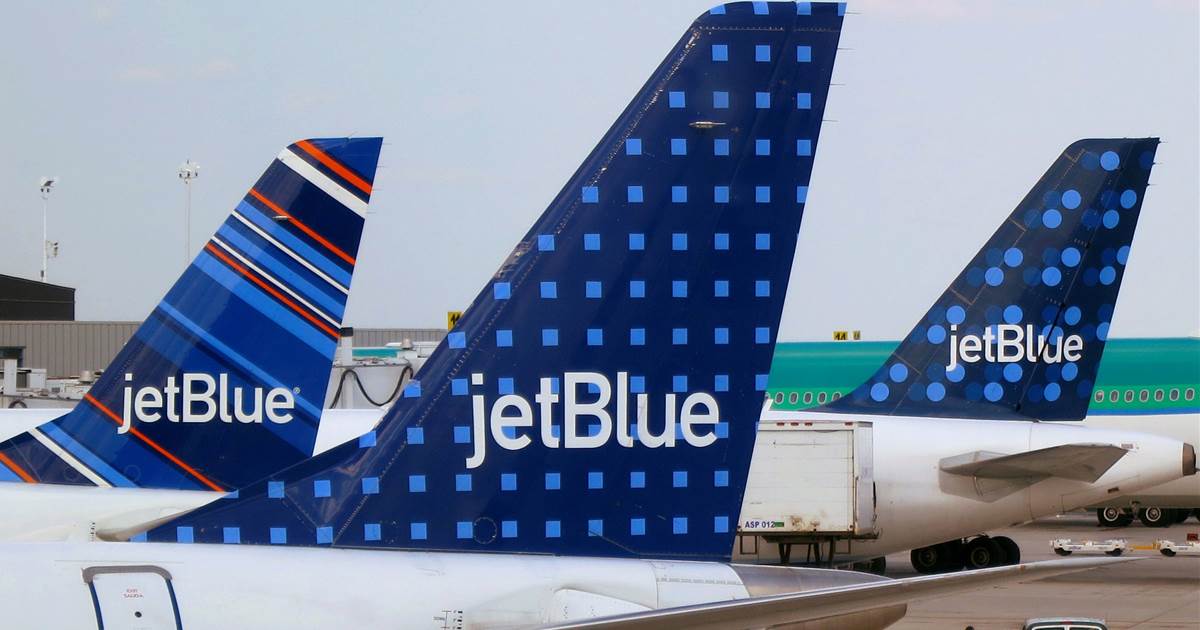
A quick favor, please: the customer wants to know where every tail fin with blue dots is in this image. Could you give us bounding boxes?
[0,137,383,492]
[820,138,1159,421]
[144,2,845,560]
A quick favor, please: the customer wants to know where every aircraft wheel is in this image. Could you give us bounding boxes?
[964,537,1002,569]
[1138,507,1173,528]
[1172,509,1190,524]
[1097,507,1132,527]
[867,556,886,575]
[1193,508,1200,522]
[1105,548,1124,556]
[1054,548,1072,556]
[1160,548,1176,557]
[993,535,1020,565]
[910,545,942,574]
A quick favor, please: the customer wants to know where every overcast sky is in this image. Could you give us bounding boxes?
[1,0,1196,341]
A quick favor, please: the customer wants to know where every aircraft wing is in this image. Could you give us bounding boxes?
[939,443,1128,483]
[540,558,1134,630]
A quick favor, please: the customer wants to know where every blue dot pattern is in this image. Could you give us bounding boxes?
[822,138,1158,421]
[146,2,845,561]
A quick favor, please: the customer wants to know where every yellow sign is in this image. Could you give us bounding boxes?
[447,310,463,330]
[833,330,848,341]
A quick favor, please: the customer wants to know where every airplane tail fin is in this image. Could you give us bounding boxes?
[822,138,1158,420]
[147,1,845,559]
[0,138,383,491]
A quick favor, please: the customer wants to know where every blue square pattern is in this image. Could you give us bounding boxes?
[581,186,598,203]
[797,139,812,156]
[755,92,770,109]
[668,91,685,108]
[714,280,730,297]
[756,326,771,344]
[629,233,645,250]
[587,328,603,346]
[502,521,518,538]
[403,381,421,398]
[493,283,510,300]
[362,477,380,495]
[713,91,729,109]
[756,233,771,250]
[797,2,812,15]
[364,523,381,542]
[411,522,428,540]
[627,185,643,203]
[715,470,730,487]
[755,139,771,156]
[797,45,812,62]
[756,374,769,391]
[671,233,687,251]
[671,186,687,203]
[501,473,517,491]
[588,519,604,537]
[499,377,514,395]
[584,233,601,251]
[755,186,771,203]
[630,375,646,393]
[542,328,559,346]
[625,138,642,155]
[717,422,729,438]
[537,234,555,251]
[673,517,689,535]
[546,521,561,538]
[359,431,377,447]
[268,480,284,498]
[756,280,771,297]
[672,328,688,345]
[223,527,240,544]
[588,471,604,489]
[630,280,645,298]
[456,473,472,492]
[673,375,688,392]
[540,281,557,299]
[316,526,332,544]
[177,526,194,543]
[797,92,812,109]
[314,479,331,498]
[714,186,730,203]
[447,331,466,348]
[495,329,512,347]
[457,522,472,539]
[545,472,561,490]
[715,516,730,533]
[630,471,646,488]
[715,374,730,391]
[586,281,601,298]
[714,138,730,156]
[755,44,770,62]
[409,475,426,493]
[753,1,768,15]
[714,233,730,250]
[671,138,687,155]
[631,518,646,536]
[673,471,688,488]
[672,280,687,297]
[711,44,728,61]
[270,527,287,544]
[630,328,646,346]
[797,186,809,203]
[453,425,471,444]
[714,327,729,345]
[452,378,468,395]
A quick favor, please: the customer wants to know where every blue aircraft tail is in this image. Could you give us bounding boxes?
[820,138,1158,421]
[0,137,382,491]
[146,2,845,559]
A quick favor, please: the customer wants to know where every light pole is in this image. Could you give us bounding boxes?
[38,177,58,283]
[178,160,200,265]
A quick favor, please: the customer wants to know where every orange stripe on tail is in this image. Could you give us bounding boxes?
[0,451,35,483]
[204,243,339,338]
[295,139,374,196]
[248,188,356,266]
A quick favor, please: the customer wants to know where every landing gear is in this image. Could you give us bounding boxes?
[993,535,1020,565]
[850,557,887,575]
[1172,509,1190,524]
[911,535,1020,573]
[1194,508,1200,522]
[910,540,963,574]
[963,536,1003,570]
[1097,507,1134,528]
[1138,507,1173,528]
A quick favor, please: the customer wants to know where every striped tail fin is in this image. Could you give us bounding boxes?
[0,137,383,491]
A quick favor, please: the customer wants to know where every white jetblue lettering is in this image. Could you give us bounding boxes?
[465,371,722,469]
[119,373,295,434]
[948,324,1085,373]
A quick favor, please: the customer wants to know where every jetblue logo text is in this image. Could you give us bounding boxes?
[119,373,295,434]
[947,324,1084,372]
[466,371,720,469]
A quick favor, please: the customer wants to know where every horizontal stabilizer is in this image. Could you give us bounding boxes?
[940,443,1128,483]
[540,558,1136,630]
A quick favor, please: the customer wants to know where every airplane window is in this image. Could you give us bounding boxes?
[1139,389,1149,402]
[1109,390,1118,403]
[817,391,828,403]
[1187,388,1196,401]
[1169,388,1179,401]
[774,392,785,404]
[1094,390,1104,403]
[1124,390,1134,403]
[1155,389,1164,401]
[803,392,813,404]
[788,392,798,404]
[832,392,842,400]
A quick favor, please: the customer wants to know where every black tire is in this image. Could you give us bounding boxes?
[1105,548,1124,556]
[1172,509,1190,524]
[1160,548,1176,557]
[1097,507,1133,528]
[1054,548,1072,556]
[910,546,942,574]
[867,556,886,575]
[1193,508,1200,522]
[1139,507,1173,528]
[993,535,1021,565]
[964,537,1003,569]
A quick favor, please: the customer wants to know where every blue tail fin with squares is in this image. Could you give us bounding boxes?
[820,138,1158,421]
[0,138,382,491]
[147,2,844,560]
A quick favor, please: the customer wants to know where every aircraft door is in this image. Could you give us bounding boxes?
[83,565,182,630]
